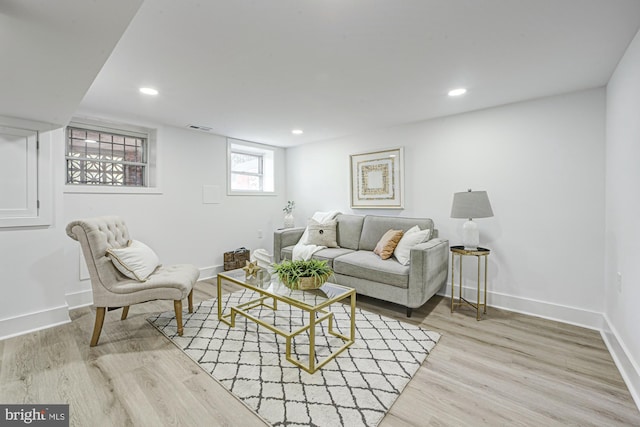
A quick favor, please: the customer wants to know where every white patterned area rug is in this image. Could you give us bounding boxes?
[147,289,440,427]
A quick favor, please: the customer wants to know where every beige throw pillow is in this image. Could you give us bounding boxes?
[373,229,404,260]
[307,219,338,247]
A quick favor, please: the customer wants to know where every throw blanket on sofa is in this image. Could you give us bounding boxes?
[292,210,340,261]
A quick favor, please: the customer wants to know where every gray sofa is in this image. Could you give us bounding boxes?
[274,214,449,316]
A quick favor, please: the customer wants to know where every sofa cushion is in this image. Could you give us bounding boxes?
[335,214,365,250]
[333,250,410,288]
[358,215,434,251]
[310,247,355,267]
[279,246,354,267]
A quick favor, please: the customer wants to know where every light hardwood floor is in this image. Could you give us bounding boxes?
[1,279,639,426]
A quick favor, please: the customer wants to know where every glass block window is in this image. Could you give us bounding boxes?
[66,126,147,186]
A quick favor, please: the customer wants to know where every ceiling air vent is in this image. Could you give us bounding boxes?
[187,124,212,132]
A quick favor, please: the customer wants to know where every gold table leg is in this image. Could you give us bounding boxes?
[450,252,455,312]
[477,256,481,320]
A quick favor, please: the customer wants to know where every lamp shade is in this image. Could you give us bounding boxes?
[450,190,493,219]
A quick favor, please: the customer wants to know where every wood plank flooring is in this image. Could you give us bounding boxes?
[1,279,639,426]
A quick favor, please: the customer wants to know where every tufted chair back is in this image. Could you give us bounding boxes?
[66,216,132,295]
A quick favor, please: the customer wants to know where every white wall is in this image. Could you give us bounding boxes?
[287,88,606,327]
[605,29,640,407]
[0,128,68,338]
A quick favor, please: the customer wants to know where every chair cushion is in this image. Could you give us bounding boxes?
[107,240,161,281]
[110,264,198,297]
[333,251,410,288]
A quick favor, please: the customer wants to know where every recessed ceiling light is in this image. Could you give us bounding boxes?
[291,129,304,135]
[448,88,467,97]
[139,87,159,96]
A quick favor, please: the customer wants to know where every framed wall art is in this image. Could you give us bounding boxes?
[350,147,404,209]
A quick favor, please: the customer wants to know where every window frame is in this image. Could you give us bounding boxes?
[64,119,160,194]
[227,138,276,196]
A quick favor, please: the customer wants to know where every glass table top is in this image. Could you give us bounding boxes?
[218,267,353,309]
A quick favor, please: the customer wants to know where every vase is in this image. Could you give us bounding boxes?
[284,213,294,228]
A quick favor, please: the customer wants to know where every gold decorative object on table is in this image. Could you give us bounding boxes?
[242,260,260,278]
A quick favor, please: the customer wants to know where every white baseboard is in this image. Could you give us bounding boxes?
[0,305,70,342]
[601,315,640,411]
[199,265,223,281]
[66,289,93,310]
[438,283,603,330]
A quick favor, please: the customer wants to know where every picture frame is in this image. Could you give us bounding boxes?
[350,147,404,209]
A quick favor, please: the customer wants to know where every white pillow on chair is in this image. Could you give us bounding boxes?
[107,240,161,281]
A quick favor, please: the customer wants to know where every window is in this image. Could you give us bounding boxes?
[228,138,275,195]
[66,124,148,187]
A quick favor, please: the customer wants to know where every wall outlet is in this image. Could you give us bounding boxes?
[257,229,263,239]
[616,272,622,293]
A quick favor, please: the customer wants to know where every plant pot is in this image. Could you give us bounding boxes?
[296,274,329,290]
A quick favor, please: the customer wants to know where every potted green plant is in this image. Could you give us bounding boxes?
[272,259,333,290]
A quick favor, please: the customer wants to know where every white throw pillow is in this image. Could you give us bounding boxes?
[107,240,161,281]
[394,226,432,266]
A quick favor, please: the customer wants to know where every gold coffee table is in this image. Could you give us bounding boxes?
[217,268,356,374]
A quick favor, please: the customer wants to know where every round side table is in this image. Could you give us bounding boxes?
[450,245,490,320]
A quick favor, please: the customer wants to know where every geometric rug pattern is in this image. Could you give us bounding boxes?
[147,289,440,427]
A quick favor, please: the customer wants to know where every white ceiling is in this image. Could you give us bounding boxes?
[4,1,640,145]
[0,0,143,130]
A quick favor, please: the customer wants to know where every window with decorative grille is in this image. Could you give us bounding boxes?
[66,126,147,186]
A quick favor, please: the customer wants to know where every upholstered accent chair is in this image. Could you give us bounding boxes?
[66,216,199,346]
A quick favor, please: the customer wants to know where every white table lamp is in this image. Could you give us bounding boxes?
[451,189,494,250]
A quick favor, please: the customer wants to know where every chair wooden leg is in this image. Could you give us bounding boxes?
[121,306,130,320]
[90,307,106,347]
[174,300,184,336]
[188,289,194,313]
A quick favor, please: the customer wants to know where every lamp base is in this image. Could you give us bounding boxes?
[462,219,479,251]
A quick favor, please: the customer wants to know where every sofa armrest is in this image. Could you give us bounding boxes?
[273,227,306,263]
[407,238,449,308]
